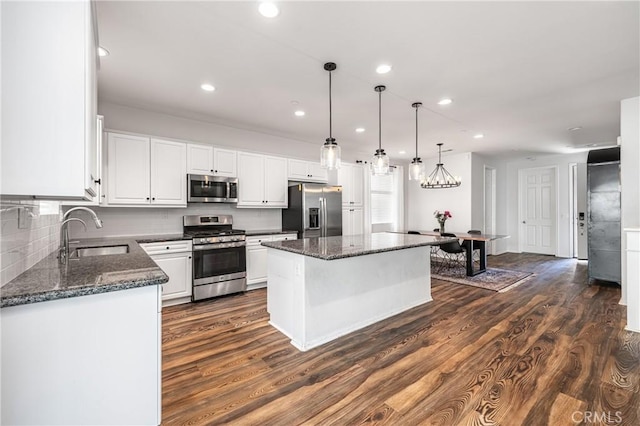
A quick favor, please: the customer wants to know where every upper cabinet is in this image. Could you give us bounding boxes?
[1,0,98,200]
[106,133,186,206]
[187,145,237,177]
[237,152,287,208]
[287,159,328,183]
[187,144,214,175]
[338,163,364,207]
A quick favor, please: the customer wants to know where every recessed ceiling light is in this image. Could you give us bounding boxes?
[376,64,392,74]
[294,110,305,117]
[473,133,484,139]
[438,98,452,105]
[200,83,215,92]
[355,127,365,133]
[259,2,279,18]
[98,46,109,57]
[399,150,406,155]
[568,126,582,131]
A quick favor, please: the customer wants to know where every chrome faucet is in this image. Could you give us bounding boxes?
[59,207,103,264]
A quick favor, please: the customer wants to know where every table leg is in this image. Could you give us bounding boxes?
[466,240,488,276]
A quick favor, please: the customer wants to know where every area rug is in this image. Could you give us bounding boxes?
[431,262,534,292]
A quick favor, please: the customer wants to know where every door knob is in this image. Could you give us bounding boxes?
[522,221,526,224]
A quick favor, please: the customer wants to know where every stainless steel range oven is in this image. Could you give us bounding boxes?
[184,215,246,301]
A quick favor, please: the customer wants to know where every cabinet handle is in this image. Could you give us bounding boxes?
[188,256,192,259]
[210,169,214,172]
[146,197,150,200]
[166,247,170,250]
[152,197,156,201]
[94,179,101,185]
[215,170,218,173]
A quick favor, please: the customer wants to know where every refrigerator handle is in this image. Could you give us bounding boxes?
[320,197,326,237]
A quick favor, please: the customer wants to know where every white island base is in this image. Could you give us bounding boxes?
[267,246,432,351]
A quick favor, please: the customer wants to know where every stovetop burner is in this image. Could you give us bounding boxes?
[184,229,246,238]
[183,214,245,245]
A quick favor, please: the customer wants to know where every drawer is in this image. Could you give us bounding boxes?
[246,235,273,247]
[272,233,297,242]
[140,240,192,255]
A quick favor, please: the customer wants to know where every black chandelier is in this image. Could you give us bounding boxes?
[420,143,461,189]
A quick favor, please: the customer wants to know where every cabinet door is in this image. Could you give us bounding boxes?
[272,233,298,242]
[264,156,288,207]
[153,252,192,301]
[187,144,214,175]
[83,2,98,198]
[1,1,96,200]
[287,159,309,180]
[342,208,352,236]
[351,207,364,235]
[237,152,265,206]
[247,245,269,285]
[338,165,352,206]
[107,133,151,205]
[350,165,364,206]
[213,148,237,177]
[307,162,329,182]
[150,139,186,205]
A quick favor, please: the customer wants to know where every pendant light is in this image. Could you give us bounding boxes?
[408,102,425,181]
[371,85,389,175]
[320,62,341,170]
[421,143,461,189]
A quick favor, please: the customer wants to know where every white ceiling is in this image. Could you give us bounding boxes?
[96,1,639,162]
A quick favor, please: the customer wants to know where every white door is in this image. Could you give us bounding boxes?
[237,152,265,206]
[519,167,557,255]
[107,133,150,205]
[576,163,588,259]
[264,156,287,206]
[187,144,214,175]
[150,139,186,205]
[213,148,237,177]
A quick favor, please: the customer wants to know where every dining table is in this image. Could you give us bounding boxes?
[390,230,510,276]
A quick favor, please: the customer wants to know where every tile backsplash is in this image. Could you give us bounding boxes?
[0,200,61,287]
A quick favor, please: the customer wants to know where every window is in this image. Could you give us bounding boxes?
[370,167,403,231]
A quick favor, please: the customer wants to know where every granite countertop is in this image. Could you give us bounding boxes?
[1,237,169,308]
[261,232,455,260]
[246,230,298,237]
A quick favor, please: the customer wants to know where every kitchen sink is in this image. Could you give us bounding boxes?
[70,245,129,258]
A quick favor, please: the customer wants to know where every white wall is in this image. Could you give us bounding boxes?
[620,96,640,305]
[505,152,588,258]
[406,152,472,233]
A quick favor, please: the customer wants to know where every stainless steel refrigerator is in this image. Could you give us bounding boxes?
[282,183,342,238]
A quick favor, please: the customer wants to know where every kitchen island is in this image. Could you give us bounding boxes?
[261,232,451,351]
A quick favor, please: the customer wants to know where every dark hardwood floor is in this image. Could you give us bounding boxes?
[161,253,640,425]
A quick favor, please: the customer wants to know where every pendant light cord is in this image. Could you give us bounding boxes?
[329,70,333,141]
[378,90,382,150]
[415,106,418,158]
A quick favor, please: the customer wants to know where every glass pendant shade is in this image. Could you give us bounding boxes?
[321,138,341,169]
[320,62,341,170]
[371,85,389,175]
[371,149,389,175]
[408,158,424,181]
[409,102,424,182]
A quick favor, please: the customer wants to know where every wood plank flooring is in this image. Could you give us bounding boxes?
[161,253,640,425]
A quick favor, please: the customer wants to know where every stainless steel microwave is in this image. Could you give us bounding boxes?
[187,174,238,203]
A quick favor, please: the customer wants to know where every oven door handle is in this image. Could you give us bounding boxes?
[193,241,247,251]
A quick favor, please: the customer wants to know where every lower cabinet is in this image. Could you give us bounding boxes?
[343,207,364,236]
[1,286,161,425]
[140,240,193,306]
[246,233,297,290]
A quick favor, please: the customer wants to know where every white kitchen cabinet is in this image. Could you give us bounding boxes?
[288,159,328,183]
[246,233,297,289]
[343,207,364,236]
[187,145,237,177]
[1,285,161,425]
[213,148,238,177]
[150,138,187,205]
[141,240,193,306]
[1,0,98,200]
[187,144,214,175]
[107,133,186,207]
[338,163,364,207]
[238,152,288,207]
